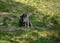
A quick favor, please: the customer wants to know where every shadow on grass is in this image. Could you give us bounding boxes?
[0,29,60,43]
[0,0,38,14]
[0,1,46,28]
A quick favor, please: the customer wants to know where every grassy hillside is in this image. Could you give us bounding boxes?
[0,0,60,14]
[0,0,60,43]
[0,29,60,43]
[0,0,60,29]
[15,0,60,15]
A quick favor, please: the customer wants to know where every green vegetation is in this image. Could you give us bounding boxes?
[0,0,60,43]
[0,29,60,43]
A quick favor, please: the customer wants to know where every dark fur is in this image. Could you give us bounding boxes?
[19,13,33,28]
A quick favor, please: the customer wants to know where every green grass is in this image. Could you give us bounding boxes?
[0,29,60,43]
[0,0,60,43]
[0,0,60,29]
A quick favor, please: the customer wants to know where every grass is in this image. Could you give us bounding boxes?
[14,0,60,15]
[0,29,60,43]
[0,0,60,43]
[0,0,60,28]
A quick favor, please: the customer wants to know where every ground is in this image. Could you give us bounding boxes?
[0,0,60,43]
